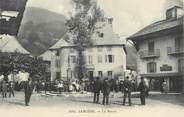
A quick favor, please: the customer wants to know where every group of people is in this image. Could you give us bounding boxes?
[93,76,148,106]
[1,72,149,107]
[0,79,34,106]
[0,80,15,98]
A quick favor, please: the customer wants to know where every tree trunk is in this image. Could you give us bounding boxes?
[77,49,85,80]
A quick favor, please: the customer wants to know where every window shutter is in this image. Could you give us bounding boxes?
[105,55,108,63]
[112,55,114,63]
[68,56,70,65]
[147,63,150,73]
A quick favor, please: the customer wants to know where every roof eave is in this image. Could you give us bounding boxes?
[49,44,125,50]
[127,25,182,42]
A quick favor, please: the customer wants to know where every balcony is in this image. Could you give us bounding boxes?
[139,49,160,59]
[167,47,184,55]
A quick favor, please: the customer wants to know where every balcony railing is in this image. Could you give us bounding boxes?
[167,47,184,55]
[139,49,160,59]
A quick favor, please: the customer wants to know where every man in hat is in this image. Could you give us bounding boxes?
[138,77,148,105]
[23,78,34,106]
[8,81,15,97]
[102,78,111,105]
[2,80,8,98]
[93,77,101,104]
[123,76,132,106]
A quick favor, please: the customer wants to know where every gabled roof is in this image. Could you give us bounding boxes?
[128,17,183,40]
[49,38,74,50]
[0,35,30,54]
[92,37,125,46]
[91,27,125,46]
[49,19,125,50]
[39,50,52,61]
[49,37,125,50]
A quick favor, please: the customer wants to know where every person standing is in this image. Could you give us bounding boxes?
[123,76,132,106]
[162,80,168,94]
[57,81,64,94]
[93,77,101,104]
[24,78,34,106]
[45,81,49,94]
[138,77,148,105]
[2,80,8,98]
[102,78,111,105]
[8,81,15,97]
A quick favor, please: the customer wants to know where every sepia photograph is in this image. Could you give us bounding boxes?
[0,0,183,117]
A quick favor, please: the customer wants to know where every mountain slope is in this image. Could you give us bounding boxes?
[18,7,67,56]
[21,7,66,24]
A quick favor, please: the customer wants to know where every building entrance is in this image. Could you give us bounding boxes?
[149,78,162,91]
[88,71,94,81]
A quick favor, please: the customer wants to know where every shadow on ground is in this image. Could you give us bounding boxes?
[149,94,184,107]
[8,101,25,106]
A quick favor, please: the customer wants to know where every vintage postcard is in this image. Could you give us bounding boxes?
[0,0,183,117]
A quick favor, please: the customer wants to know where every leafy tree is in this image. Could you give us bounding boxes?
[0,52,47,82]
[66,0,103,80]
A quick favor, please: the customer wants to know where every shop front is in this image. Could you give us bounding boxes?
[141,73,182,92]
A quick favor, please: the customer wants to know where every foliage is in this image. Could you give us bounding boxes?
[66,0,103,80]
[0,52,47,81]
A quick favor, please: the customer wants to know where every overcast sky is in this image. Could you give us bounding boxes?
[26,0,182,38]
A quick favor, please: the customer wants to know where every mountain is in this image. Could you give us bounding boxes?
[21,7,66,24]
[18,7,67,56]
[17,7,137,68]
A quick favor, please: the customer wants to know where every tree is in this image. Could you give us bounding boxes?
[0,52,47,82]
[66,0,103,80]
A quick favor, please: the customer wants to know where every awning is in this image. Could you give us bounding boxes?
[140,72,182,78]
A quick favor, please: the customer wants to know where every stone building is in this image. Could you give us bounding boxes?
[128,5,183,92]
[49,18,126,81]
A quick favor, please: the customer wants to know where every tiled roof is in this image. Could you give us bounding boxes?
[49,38,74,50]
[92,37,125,46]
[0,35,30,54]
[92,30,125,46]
[49,37,125,50]
[49,20,125,50]
[128,17,183,40]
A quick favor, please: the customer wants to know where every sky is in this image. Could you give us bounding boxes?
[26,0,182,38]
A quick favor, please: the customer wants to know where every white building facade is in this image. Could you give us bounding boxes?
[49,18,126,81]
[128,5,184,92]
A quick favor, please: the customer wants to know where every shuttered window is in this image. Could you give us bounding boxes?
[105,55,114,63]
[147,62,156,73]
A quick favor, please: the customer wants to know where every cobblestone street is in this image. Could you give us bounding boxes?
[0,91,183,117]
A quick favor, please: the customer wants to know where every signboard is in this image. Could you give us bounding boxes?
[160,64,172,71]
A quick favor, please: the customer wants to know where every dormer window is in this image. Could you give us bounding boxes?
[166,6,184,20]
[166,7,177,20]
